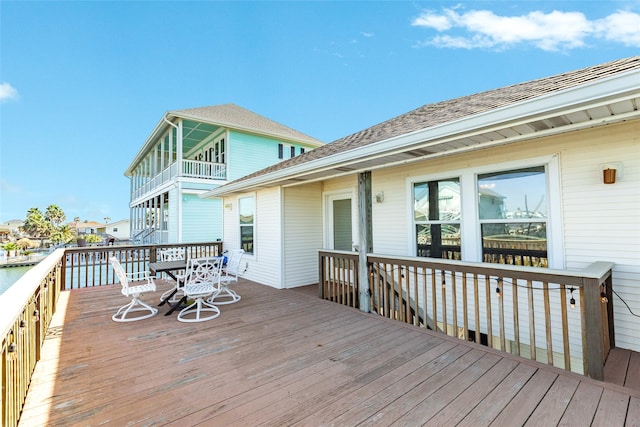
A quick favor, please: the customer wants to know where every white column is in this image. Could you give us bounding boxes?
[177,119,183,176]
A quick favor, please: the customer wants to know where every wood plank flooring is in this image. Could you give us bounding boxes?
[18,280,640,426]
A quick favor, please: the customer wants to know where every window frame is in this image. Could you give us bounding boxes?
[408,155,563,268]
[238,195,255,255]
[413,178,462,259]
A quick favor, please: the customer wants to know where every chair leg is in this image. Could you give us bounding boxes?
[177,297,220,322]
[209,286,241,305]
[160,286,184,304]
[112,296,158,322]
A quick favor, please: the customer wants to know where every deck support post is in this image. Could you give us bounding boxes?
[357,171,373,313]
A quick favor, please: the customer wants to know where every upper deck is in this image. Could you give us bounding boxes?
[17,279,640,426]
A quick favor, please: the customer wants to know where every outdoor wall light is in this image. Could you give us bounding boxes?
[224,202,233,210]
[375,191,384,203]
[601,162,623,184]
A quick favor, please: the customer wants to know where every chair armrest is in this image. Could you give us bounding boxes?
[125,270,155,283]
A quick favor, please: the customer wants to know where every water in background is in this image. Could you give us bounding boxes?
[0,266,32,295]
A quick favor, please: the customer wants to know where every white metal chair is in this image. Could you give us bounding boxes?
[109,257,158,322]
[177,257,223,323]
[211,249,244,305]
[158,247,187,304]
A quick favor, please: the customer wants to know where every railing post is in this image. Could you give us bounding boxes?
[357,172,372,313]
[318,252,325,299]
[582,276,605,380]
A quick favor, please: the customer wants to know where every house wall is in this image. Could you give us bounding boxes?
[168,188,179,243]
[181,194,222,243]
[362,119,639,351]
[283,183,324,288]
[227,130,310,181]
[222,187,283,288]
[104,220,130,240]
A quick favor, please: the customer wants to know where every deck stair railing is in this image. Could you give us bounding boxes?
[1,242,224,427]
[319,250,614,380]
[370,262,438,332]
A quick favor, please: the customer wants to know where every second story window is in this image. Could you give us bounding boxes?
[278,144,284,159]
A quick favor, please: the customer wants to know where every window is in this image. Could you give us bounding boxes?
[413,178,461,259]
[239,196,254,254]
[300,147,305,154]
[478,166,548,267]
[411,161,553,267]
[278,144,284,159]
[290,146,296,157]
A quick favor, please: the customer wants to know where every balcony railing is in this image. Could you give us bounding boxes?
[1,242,223,427]
[319,250,614,381]
[131,160,226,200]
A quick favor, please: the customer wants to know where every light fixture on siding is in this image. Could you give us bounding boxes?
[375,191,384,203]
[601,162,622,184]
[224,202,233,210]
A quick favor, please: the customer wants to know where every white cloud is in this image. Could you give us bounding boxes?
[0,82,18,102]
[412,8,640,51]
[594,10,640,46]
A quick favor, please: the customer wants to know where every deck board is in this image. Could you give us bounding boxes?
[18,280,640,426]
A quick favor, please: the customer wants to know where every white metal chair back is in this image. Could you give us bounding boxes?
[223,249,245,280]
[109,257,157,322]
[186,257,222,287]
[158,247,187,303]
[177,257,223,322]
[214,249,244,305]
[159,247,186,262]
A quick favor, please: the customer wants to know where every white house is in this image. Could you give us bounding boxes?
[125,104,324,244]
[96,219,130,241]
[204,56,640,353]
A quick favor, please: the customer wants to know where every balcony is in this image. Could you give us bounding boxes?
[131,159,226,200]
[4,245,640,426]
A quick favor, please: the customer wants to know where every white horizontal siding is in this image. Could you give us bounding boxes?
[360,119,639,351]
[181,194,222,243]
[560,121,640,351]
[222,188,283,288]
[283,183,323,288]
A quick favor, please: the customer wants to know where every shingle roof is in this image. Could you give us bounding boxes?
[170,103,324,147]
[231,56,640,184]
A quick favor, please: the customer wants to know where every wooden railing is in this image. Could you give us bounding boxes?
[1,249,63,427]
[63,242,223,289]
[1,242,223,427]
[319,250,614,380]
[131,160,226,200]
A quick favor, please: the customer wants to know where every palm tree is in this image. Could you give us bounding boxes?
[45,204,66,227]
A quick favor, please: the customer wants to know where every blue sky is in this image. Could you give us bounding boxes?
[1,1,639,225]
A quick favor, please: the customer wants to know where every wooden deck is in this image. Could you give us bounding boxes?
[18,280,640,426]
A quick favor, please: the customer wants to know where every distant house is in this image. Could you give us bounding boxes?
[125,104,324,244]
[96,219,130,241]
[204,57,640,353]
[69,220,102,235]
